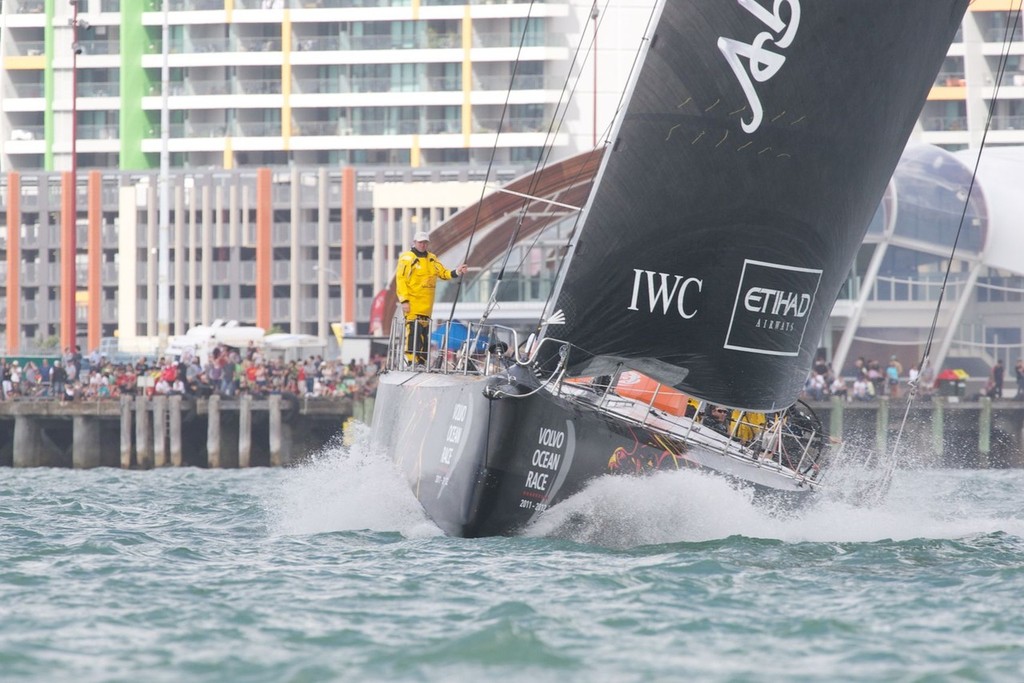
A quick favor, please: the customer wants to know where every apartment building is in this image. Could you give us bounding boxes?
[920,0,1024,150]
[2,1,1023,359]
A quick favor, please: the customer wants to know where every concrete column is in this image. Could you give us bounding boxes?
[208,394,222,468]
[979,396,991,469]
[269,394,288,466]
[72,415,101,469]
[120,395,133,468]
[153,395,168,467]
[875,397,889,456]
[13,415,44,468]
[169,395,183,466]
[136,395,153,469]
[932,399,945,462]
[829,396,844,441]
[239,394,252,468]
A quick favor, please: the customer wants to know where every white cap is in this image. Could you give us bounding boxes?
[413,231,430,242]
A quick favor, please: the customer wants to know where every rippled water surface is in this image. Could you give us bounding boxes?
[3,430,1024,682]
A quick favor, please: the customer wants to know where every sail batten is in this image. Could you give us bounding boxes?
[544,0,969,411]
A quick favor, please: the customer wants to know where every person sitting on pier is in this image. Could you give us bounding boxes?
[394,230,468,367]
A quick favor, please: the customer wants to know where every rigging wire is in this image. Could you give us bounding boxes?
[477,0,613,323]
[442,0,539,325]
[534,0,664,334]
[480,0,635,324]
[875,4,1021,502]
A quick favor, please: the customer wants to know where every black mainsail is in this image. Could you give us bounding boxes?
[543,0,969,411]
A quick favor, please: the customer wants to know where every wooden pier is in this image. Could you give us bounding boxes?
[2,394,1022,469]
[0,395,373,469]
[810,396,1024,468]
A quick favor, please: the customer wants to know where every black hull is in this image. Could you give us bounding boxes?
[371,368,816,538]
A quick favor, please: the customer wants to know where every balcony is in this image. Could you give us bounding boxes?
[476,74,545,91]
[990,115,1024,131]
[10,82,45,98]
[867,275,964,303]
[14,0,45,15]
[9,126,45,142]
[78,41,120,56]
[79,83,121,98]
[235,79,282,95]
[983,27,1024,43]
[473,31,543,49]
[344,33,461,51]
[920,116,967,132]
[78,124,120,141]
[423,118,461,134]
[164,0,224,11]
[236,37,283,53]
[472,116,546,134]
[234,121,283,137]
[935,73,966,88]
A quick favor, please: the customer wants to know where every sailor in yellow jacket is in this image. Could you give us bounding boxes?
[395,230,467,365]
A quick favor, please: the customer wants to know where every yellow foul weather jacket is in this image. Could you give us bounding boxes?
[395,249,458,319]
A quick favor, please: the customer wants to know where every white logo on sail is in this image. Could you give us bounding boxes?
[627,269,703,319]
[718,0,801,134]
[743,287,811,318]
[724,259,821,356]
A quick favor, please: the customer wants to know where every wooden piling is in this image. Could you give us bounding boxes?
[932,398,945,462]
[875,397,889,456]
[269,394,284,466]
[12,416,44,468]
[239,394,252,468]
[207,394,221,468]
[72,415,101,469]
[120,395,133,468]
[829,396,844,441]
[153,396,168,467]
[979,396,991,469]
[135,396,153,469]
[169,395,183,466]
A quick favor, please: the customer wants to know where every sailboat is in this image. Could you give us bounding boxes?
[370,0,969,537]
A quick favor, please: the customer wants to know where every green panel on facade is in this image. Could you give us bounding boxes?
[120,2,154,170]
[44,0,55,170]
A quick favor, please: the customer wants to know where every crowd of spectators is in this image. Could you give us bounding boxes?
[801,355,932,403]
[0,344,382,403]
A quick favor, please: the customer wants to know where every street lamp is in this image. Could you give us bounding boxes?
[158,0,171,350]
[313,265,340,279]
[64,0,83,351]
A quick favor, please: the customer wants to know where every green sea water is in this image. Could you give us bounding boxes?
[2,429,1024,682]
